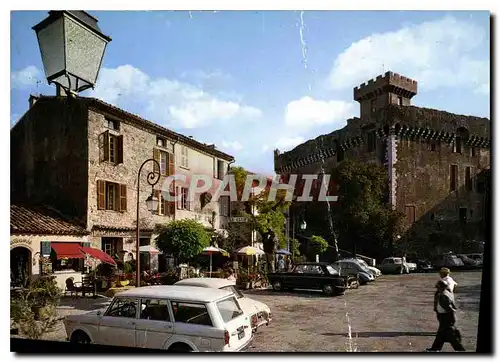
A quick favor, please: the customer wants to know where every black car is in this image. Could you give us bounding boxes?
[267,262,355,296]
[415,259,434,273]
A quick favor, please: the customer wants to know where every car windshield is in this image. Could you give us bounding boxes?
[216,296,244,323]
[358,260,368,267]
[326,265,339,275]
[221,285,244,299]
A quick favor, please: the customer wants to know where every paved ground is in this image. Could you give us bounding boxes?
[41,270,482,352]
[245,271,482,352]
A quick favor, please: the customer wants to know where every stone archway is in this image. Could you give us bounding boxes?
[10,246,32,287]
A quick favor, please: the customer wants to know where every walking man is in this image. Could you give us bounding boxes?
[426,280,465,352]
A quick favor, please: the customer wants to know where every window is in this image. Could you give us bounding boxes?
[366,131,377,152]
[429,140,440,152]
[171,301,213,326]
[154,149,174,177]
[454,136,462,154]
[405,205,416,224]
[178,187,190,210]
[219,196,229,216]
[104,117,119,131]
[397,96,403,106]
[100,131,123,164]
[101,238,122,259]
[97,181,127,211]
[336,147,344,162]
[157,137,166,148]
[465,167,473,191]
[217,160,225,180]
[140,299,171,321]
[326,265,338,275]
[156,190,175,216]
[450,165,458,191]
[459,208,467,224]
[216,297,244,323]
[370,99,377,113]
[221,285,244,299]
[105,298,138,318]
[471,147,476,157]
[180,146,189,168]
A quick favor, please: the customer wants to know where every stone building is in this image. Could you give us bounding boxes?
[11,95,234,267]
[274,71,490,256]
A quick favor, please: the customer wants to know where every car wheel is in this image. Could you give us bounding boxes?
[323,284,334,296]
[70,330,91,344]
[168,343,193,352]
[272,280,282,291]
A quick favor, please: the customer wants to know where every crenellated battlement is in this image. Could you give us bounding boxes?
[354,71,418,101]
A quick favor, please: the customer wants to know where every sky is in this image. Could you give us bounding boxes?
[11,10,490,175]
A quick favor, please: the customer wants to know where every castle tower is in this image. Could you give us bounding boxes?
[353,71,418,119]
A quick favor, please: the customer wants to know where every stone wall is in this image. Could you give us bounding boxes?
[11,98,89,224]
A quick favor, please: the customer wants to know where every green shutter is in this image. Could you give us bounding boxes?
[41,241,51,256]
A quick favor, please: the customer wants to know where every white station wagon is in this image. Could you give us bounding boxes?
[175,278,272,332]
[64,285,253,352]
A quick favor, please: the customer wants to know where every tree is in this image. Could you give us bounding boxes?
[155,219,210,263]
[330,160,405,260]
[229,166,291,249]
[310,235,329,254]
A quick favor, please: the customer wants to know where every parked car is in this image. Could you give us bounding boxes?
[333,259,375,285]
[175,278,271,332]
[431,252,465,269]
[467,253,483,267]
[64,285,253,352]
[356,258,382,278]
[377,257,412,274]
[267,262,352,296]
[415,259,434,273]
[457,254,481,269]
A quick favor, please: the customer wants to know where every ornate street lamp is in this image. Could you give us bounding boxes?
[135,159,161,288]
[32,11,111,96]
[300,220,307,230]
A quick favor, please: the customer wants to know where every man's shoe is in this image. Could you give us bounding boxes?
[425,348,440,352]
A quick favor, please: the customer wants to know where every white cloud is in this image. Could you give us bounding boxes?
[327,16,489,94]
[90,64,262,129]
[221,140,244,152]
[285,96,356,129]
[11,65,43,88]
[275,136,305,151]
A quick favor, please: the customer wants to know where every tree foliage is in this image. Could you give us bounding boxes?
[310,235,329,254]
[155,219,210,262]
[229,166,291,249]
[330,159,405,259]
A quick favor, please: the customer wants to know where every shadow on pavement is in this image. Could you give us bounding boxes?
[58,296,111,311]
[322,331,436,338]
[244,289,338,298]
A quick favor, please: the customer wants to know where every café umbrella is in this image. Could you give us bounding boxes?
[200,246,229,275]
[235,246,265,272]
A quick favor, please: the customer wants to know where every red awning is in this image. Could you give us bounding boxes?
[51,243,85,259]
[81,247,117,266]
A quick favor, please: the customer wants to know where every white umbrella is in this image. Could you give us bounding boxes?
[139,245,160,254]
[200,246,229,275]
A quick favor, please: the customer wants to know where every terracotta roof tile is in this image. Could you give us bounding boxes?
[10,204,89,236]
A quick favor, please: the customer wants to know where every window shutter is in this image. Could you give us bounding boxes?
[97,180,106,210]
[153,148,160,174]
[167,201,175,216]
[119,184,127,212]
[114,183,120,211]
[103,131,110,162]
[117,135,124,164]
[168,152,175,176]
